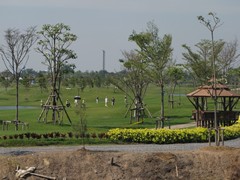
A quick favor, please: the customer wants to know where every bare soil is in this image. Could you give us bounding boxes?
[0,146,239,180]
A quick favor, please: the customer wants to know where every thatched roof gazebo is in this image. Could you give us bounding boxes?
[187,84,240,128]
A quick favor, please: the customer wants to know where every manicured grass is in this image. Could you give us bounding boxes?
[0,84,195,137]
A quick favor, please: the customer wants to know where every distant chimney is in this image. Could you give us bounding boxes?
[102,50,105,71]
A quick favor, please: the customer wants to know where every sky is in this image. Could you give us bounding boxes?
[0,0,239,72]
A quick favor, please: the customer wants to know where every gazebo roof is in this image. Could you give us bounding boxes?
[187,84,240,97]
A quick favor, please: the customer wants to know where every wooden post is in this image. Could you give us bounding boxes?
[155,119,159,129]
[217,128,220,146]
[220,128,225,146]
[208,128,212,146]
[167,117,171,129]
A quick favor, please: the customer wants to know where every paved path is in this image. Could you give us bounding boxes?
[0,137,239,156]
[169,122,196,129]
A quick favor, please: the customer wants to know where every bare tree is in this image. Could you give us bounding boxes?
[198,12,222,146]
[218,39,240,78]
[0,27,38,130]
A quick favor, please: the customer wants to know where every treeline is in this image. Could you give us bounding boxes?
[0,68,112,91]
[1,65,240,92]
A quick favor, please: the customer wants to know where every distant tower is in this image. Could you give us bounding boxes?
[102,50,105,71]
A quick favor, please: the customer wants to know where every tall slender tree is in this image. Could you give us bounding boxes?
[36,23,77,124]
[166,66,184,108]
[111,50,150,122]
[198,12,222,146]
[0,27,38,130]
[129,21,173,128]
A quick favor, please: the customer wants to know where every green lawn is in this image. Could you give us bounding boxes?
[0,84,195,136]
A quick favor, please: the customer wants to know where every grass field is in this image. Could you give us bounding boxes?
[0,84,196,136]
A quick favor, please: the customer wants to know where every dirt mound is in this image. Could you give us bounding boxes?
[0,147,239,180]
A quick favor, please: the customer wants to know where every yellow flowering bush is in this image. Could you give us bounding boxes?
[107,119,240,144]
[224,119,240,140]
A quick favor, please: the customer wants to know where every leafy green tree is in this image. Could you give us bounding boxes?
[76,76,87,92]
[228,67,240,88]
[36,23,77,124]
[36,71,48,93]
[129,21,173,128]
[36,23,77,93]
[60,63,76,89]
[0,70,13,91]
[228,68,240,86]
[182,39,225,85]
[21,68,38,90]
[166,66,184,108]
[112,50,150,122]
[21,75,31,89]
[0,27,38,130]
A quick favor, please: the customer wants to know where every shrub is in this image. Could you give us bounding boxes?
[30,133,38,139]
[91,133,97,138]
[55,132,60,138]
[75,133,79,139]
[68,132,73,138]
[19,134,24,139]
[60,133,66,138]
[98,132,106,139]
[42,134,48,139]
[25,132,31,139]
[107,119,240,144]
[13,134,19,139]
[48,132,54,138]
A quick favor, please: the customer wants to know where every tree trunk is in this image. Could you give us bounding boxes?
[160,83,165,128]
[15,72,19,130]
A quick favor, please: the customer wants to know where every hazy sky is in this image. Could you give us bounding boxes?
[0,0,239,72]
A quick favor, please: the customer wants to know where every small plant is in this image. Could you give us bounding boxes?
[31,133,40,139]
[19,134,24,139]
[36,134,42,139]
[30,133,36,139]
[80,133,85,138]
[85,133,90,139]
[98,132,106,139]
[74,105,88,148]
[91,133,97,138]
[55,132,60,138]
[48,132,54,138]
[60,133,66,138]
[74,133,79,139]
[42,134,48,139]
[14,134,19,139]
[25,132,31,139]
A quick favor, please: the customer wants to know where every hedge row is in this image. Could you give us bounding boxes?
[107,120,240,144]
[0,132,107,140]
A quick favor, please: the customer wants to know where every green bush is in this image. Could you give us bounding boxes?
[107,119,240,144]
